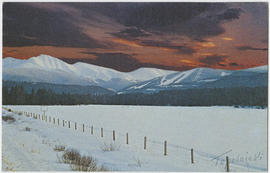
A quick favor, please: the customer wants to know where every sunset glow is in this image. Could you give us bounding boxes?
[3,2,268,72]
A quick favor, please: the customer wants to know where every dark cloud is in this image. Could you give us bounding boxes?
[237,46,268,51]
[111,27,151,39]
[194,38,208,42]
[66,3,242,40]
[79,52,141,72]
[218,63,226,67]
[3,3,245,48]
[216,8,243,21]
[229,62,239,66]
[117,3,211,30]
[199,55,227,65]
[176,7,243,39]
[3,3,105,48]
[140,40,195,55]
[100,3,242,39]
[61,52,195,72]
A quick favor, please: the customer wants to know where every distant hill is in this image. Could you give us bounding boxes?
[3,81,115,95]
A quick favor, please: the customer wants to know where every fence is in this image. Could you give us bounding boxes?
[3,107,266,172]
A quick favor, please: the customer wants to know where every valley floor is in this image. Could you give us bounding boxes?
[2,105,267,171]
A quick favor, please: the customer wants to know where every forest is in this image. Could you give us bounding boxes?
[2,85,267,108]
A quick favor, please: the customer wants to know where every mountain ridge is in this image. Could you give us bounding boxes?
[3,55,268,93]
[3,55,175,91]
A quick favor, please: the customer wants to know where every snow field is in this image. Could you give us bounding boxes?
[3,105,267,171]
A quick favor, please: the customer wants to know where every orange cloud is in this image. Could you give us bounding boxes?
[197,42,216,48]
[112,38,143,48]
[197,52,215,56]
[179,59,199,66]
[2,46,95,59]
[222,37,234,41]
[112,38,182,53]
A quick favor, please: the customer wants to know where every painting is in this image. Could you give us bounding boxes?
[2,1,268,172]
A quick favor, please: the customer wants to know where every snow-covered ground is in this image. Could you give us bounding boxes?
[2,105,267,171]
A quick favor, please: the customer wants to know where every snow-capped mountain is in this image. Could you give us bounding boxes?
[3,55,175,91]
[120,66,267,94]
[3,55,267,93]
[241,65,268,73]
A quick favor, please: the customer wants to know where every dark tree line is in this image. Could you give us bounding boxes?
[3,85,267,107]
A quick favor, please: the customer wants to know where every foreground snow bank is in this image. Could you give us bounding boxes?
[2,105,267,171]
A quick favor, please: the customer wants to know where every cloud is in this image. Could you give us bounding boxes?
[111,27,151,39]
[111,37,196,55]
[71,51,196,72]
[216,8,243,21]
[199,54,228,66]
[74,3,242,40]
[229,62,239,66]
[237,46,268,51]
[2,3,245,48]
[79,52,141,72]
[112,38,143,48]
[106,3,242,39]
[222,37,233,41]
[140,40,195,55]
[3,3,105,48]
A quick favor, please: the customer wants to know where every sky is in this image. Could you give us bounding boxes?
[3,2,268,72]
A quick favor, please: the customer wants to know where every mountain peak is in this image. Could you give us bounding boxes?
[243,65,268,73]
[29,54,63,63]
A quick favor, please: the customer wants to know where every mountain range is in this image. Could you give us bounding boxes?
[3,55,174,91]
[3,54,268,94]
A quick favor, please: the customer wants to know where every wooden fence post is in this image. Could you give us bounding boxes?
[45,116,47,122]
[101,128,103,137]
[39,114,40,120]
[191,148,194,164]
[126,133,129,144]
[83,124,85,132]
[91,126,93,135]
[164,141,167,156]
[53,118,55,124]
[113,130,115,141]
[144,136,147,150]
[226,156,229,172]
[75,122,77,130]
[68,121,70,128]
[63,120,65,127]
[58,119,60,126]
[49,116,51,123]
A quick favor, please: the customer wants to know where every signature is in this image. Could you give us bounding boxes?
[212,151,264,168]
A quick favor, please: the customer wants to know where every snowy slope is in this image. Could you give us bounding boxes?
[121,68,233,93]
[3,55,175,91]
[120,66,268,93]
[241,65,268,73]
[3,106,267,171]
